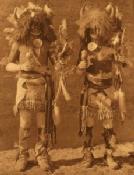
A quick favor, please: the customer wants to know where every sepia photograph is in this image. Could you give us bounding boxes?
[0,0,134,174]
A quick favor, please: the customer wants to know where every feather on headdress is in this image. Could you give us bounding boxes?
[4,2,55,45]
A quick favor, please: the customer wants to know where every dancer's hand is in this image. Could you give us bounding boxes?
[34,66,52,76]
[20,63,34,72]
[78,60,87,69]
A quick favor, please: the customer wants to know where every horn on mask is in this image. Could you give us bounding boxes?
[80,2,88,18]
[44,4,54,17]
[105,2,115,18]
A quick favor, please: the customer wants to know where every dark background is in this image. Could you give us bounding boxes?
[0,0,134,150]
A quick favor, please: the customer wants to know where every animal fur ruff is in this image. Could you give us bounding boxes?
[76,8,114,40]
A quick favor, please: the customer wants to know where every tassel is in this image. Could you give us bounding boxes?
[60,78,71,101]
[53,105,61,126]
[118,89,126,112]
[114,90,119,101]
[118,89,126,120]
[13,105,18,116]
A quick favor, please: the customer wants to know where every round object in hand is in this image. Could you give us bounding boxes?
[33,39,43,48]
[87,42,98,52]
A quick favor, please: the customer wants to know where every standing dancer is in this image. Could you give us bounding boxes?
[76,3,127,169]
[5,2,56,172]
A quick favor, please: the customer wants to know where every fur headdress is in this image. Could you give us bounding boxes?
[76,2,123,43]
[4,2,56,45]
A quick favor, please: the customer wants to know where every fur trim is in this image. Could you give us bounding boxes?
[4,2,56,45]
[77,8,114,39]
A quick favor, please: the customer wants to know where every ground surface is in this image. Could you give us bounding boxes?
[0,142,134,175]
